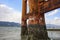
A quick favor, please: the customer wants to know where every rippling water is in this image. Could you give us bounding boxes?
[0,27,21,40]
[0,27,60,40]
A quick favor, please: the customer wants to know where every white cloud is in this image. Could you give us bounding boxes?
[54,17,60,20]
[45,17,60,25]
[53,17,60,25]
[0,4,22,23]
[45,8,60,25]
[47,9,58,16]
[0,4,6,7]
[0,4,13,10]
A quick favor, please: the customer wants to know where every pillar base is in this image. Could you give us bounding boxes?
[21,26,28,35]
[21,24,50,40]
[21,35,50,40]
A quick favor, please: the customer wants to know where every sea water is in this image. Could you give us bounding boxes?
[0,27,21,40]
[0,26,60,40]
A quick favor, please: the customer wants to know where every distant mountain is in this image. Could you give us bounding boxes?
[46,24,60,29]
[0,21,20,27]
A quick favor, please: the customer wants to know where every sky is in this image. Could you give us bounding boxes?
[0,0,22,11]
[0,0,22,23]
[0,0,60,25]
[45,8,60,25]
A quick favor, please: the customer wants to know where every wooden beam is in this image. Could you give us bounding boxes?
[38,0,60,13]
[22,0,27,18]
[47,29,60,31]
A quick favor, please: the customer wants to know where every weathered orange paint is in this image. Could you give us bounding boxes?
[21,0,60,40]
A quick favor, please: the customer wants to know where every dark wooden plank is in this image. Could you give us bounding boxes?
[47,29,60,31]
[38,0,60,13]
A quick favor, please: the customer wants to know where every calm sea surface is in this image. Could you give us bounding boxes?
[0,27,21,40]
[0,27,60,40]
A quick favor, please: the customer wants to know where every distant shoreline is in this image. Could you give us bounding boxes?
[0,26,20,27]
[0,21,20,27]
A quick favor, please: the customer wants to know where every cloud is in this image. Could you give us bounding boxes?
[54,17,60,20]
[53,17,60,25]
[47,9,58,16]
[0,4,22,23]
[45,8,60,25]
[46,17,60,25]
[0,4,13,10]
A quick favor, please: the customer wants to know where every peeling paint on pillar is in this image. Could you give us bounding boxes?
[21,0,60,40]
[21,0,51,40]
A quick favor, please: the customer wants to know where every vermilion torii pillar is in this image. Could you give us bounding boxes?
[21,0,28,35]
[21,0,60,40]
[21,0,49,40]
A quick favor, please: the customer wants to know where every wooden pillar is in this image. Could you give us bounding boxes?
[22,0,27,18]
[21,0,28,40]
[37,0,49,39]
[21,0,50,40]
[21,0,27,35]
[38,14,49,39]
[28,0,38,13]
[39,14,45,25]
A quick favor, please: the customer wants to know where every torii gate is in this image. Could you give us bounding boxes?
[21,0,60,40]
